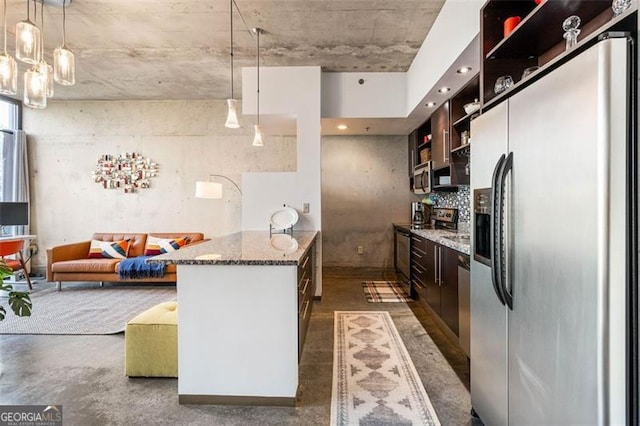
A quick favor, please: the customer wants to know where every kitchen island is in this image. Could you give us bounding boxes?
[149,230,318,406]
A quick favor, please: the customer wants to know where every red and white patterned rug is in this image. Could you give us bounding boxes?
[361,281,411,302]
[330,311,440,426]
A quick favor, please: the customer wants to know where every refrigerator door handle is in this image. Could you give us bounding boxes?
[491,154,507,306]
[500,152,514,310]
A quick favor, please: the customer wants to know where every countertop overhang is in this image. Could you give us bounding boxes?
[148,230,318,266]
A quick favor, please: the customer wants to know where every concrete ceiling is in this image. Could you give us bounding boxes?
[4,0,445,102]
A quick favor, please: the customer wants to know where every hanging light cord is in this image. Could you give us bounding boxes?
[2,0,7,54]
[256,28,260,126]
[229,0,233,99]
[231,0,267,67]
[38,0,44,61]
[62,0,66,47]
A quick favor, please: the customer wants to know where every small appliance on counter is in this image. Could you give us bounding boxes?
[411,201,426,225]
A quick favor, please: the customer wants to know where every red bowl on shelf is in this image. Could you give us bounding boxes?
[503,16,521,37]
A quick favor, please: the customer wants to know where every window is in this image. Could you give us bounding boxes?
[0,96,23,201]
[0,96,20,130]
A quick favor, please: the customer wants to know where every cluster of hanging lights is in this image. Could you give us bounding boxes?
[223,0,264,147]
[0,0,75,109]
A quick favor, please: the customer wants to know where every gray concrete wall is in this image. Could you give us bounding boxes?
[321,135,419,269]
[24,100,296,270]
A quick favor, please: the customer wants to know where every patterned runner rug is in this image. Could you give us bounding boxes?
[0,286,176,335]
[362,281,411,302]
[331,311,440,426]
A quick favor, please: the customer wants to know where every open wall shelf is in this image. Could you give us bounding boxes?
[480,0,635,107]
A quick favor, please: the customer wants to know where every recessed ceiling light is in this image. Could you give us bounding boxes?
[426,102,436,107]
[438,87,451,94]
[456,66,472,74]
[337,124,348,130]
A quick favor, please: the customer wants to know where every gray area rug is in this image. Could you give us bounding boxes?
[331,311,441,426]
[0,286,176,335]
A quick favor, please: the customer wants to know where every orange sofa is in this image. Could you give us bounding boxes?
[46,232,206,290]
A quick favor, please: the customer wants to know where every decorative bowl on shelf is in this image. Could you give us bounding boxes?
[521,66,540,80]
[494,75,514,94]
[463,100,480,115]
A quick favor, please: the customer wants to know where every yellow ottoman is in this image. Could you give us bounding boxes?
[125,301,178,378]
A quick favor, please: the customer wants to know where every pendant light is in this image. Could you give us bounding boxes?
[24,66,46,109]
[15,0,40,64]
[224,0,239,128]
[24,0,45,108]
[252,27,264,147]
[0,0,17,95]
[54,0,74,86]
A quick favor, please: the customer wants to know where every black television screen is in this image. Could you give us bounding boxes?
[0,202,28,226]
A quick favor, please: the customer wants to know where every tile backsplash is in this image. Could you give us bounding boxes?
[432,186,471,225]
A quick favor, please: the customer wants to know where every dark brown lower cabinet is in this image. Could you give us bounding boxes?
[424,241,440,314]
[411,236,460,338]
[438,245,459,336]
[410,235,425,298]
[298,244,314,361]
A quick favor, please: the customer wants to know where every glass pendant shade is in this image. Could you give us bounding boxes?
[37,61,53,97]
[53,45,74,86]
[0,53,17,95]
[15,20,40,64]
[252,124,264,147]
[45,62,53,97]
[225,99,240,128]
[24,67,46,109]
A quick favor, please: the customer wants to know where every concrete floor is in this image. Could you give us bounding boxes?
[0,271,480,425]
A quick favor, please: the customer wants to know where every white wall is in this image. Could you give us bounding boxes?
[317,1,482,124]
[24,100,296,270]
[406,0,483,114]
[241,66,321,231]
[321,72,406,118]
[242,66,323,294]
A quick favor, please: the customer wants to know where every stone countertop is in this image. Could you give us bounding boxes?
[148,231,318,266]
[394,223,470,256]
[412,229,470,256]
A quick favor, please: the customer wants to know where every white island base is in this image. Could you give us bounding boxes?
[177,264,299,406]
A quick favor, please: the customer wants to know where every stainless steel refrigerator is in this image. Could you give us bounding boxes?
[470,35,638,425]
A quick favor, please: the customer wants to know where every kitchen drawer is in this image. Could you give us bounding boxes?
[298,249,312,282]
[298,276,312,311]
[298,241,315,360]
[298,276,314,358]
[411,234,428,254]
[411,261,428,287]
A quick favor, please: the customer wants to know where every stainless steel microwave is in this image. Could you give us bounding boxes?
[413,162,431,194]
